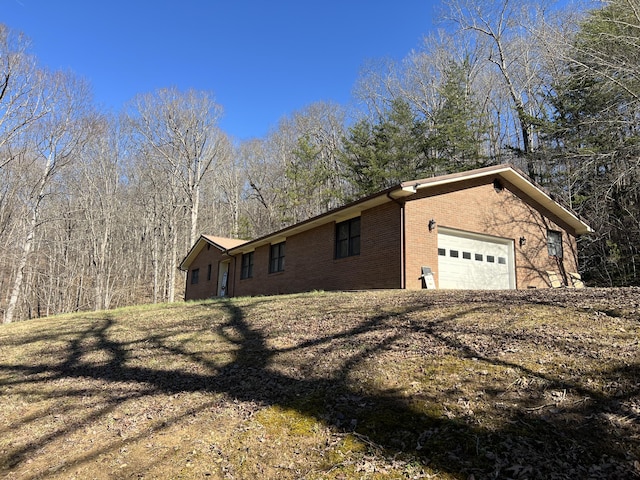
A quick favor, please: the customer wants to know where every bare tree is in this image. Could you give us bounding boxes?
[3,71,92,323]
[125,143,185,304]
[0,24,48,170]
[207,136,242,237]
[0,25,49,320]
[239,138,286,237]
[442,0,561,178]
[128,87,225,247]
[233,102,348,235]
[67,115,126,310]
[287,102,347,213]
[353,31,502,166]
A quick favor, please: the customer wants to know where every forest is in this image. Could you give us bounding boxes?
[1,0,639,323]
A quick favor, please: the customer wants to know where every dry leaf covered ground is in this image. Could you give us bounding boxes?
[0,288,639,479]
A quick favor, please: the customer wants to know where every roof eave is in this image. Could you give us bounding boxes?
[497,168,593,235]
[228,188,398,254]
[402,164,592,235]
[221,164,593,257]
[179,235,220,271]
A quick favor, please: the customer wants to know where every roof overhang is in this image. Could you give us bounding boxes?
[400,165,592,235]
[179,235,248,271]
[222,164,591,256]
[229,192,393,254]
[494,167,592,235]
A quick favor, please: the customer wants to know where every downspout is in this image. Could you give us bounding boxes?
[387,193,406,289]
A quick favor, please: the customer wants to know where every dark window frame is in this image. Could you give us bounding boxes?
[191,268,199,285]
[207,264,212,281]
[335,217,361,259]
[269,242,286,273]
[241,252,254,279]
[547,230,563,258]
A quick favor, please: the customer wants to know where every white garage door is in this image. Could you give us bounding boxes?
[437,228,515,290]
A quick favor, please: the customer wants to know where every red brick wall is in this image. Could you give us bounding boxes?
[185,175,581,300]
[233,202,403,297]
[403,176,579,290]
[183,245,231,301]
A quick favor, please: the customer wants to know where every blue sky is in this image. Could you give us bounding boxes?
[2,0,437,140]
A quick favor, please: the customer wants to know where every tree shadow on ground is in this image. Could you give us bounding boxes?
[1,291,639,478]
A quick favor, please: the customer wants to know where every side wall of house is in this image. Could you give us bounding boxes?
[184,245,227,301]
[404,176,579,290]
[232,202,403,297]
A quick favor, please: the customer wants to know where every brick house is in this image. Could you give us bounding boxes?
[179,164,592,300]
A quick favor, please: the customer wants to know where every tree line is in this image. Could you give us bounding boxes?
[1,0,638,323]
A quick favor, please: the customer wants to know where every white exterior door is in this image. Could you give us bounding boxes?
[217,261,230,297]
[437,228,515,290]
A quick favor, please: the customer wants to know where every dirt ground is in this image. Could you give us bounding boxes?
[0,288,639,479]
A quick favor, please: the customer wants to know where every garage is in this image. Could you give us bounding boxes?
[437,227,515,290]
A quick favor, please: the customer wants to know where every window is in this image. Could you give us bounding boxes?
[191,268,199,284]
[207,264,212,281]
[463,252,471,260]
[336,217,360,259]
[450,250,459,258]
[269,242,285,273]
[241,252,254,279]
[547,230,563,258]
[475,254,483,261]
[438,248,446,256]
[487,255,495,263]
[498,257,506,265]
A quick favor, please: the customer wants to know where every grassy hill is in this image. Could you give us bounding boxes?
[1,289,639,479]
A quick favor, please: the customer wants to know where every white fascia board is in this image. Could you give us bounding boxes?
[408,166,592,235]
[500,169,593,235]
[389,185,417,198]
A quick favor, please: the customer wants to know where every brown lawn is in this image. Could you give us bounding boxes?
[1,288,639,479]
